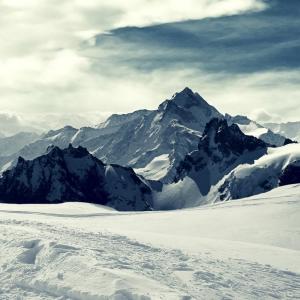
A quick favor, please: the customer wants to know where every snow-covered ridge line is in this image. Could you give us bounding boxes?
[0,87,294,184]
[0,115,299,211]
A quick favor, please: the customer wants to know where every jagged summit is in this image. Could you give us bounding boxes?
[157,87,222,135]
[159,87,213,112]
[0,145,152,211]
[172,87,198,100]
[176,118,268,197]
[201,118,267,154]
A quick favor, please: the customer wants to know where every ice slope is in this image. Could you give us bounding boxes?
[0,185,299,299]
[215,143,300,201]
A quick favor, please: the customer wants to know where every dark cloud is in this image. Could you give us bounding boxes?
[89,0,300,74]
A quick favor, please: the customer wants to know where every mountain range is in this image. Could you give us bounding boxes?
[0,88,299,210]
[0,144,152,211]
[264,121,300,143]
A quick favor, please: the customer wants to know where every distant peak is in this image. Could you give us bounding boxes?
[172,87,197,99]
[170,87,207,109]
[46,144,90,159]
[157,88,207,113]
[43,125,77,139]
[63,125,77,131]
[180,87,195,95]
[225,114,252,126]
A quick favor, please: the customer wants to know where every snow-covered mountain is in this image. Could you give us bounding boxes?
[0,88,222,183]
[0,132,39,156]
[89,87,223,182]
[264,121,300,143]
[225,114,294,146]
[0,88,296,199]
[0,145,152,211]
[159,118,268,207]
[153,118,300,209]
[96,109,152,134]
[213,143,300,202]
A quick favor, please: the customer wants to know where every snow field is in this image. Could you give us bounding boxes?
[0,185,300,299]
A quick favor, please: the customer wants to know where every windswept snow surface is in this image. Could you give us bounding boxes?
[0,185,300,299]
[135,154,170,181]
[153,176,203,210]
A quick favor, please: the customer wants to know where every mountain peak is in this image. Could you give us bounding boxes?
[43,125,77,139]
[179,87,195,96]
[201,118,267,154]
[46,144,91,159]
[175,118,268,196]
[170,87,206,109]
[158,87,219,117]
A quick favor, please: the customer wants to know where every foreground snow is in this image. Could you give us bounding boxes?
[0,185,300,299]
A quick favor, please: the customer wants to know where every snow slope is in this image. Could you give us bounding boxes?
[225,114,292,146]
[215,143,300,201]
[0,132,39,157]
[264,121,300,143]
[0,185,299,299]
[134,154,170,181]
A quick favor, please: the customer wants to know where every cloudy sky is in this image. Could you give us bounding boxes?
[0,0,299,134]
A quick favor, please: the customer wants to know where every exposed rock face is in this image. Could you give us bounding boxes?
[176,119,268,195]
[0,145,152,211]
[279,161,300,186]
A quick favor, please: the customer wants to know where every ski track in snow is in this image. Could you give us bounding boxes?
[0,217,299,300]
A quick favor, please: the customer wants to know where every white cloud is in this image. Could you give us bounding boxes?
[249,110,282,123]
[0,0,266,56]
[113,0,266,28]
[3,0,298,134]
[0,111,110,136]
